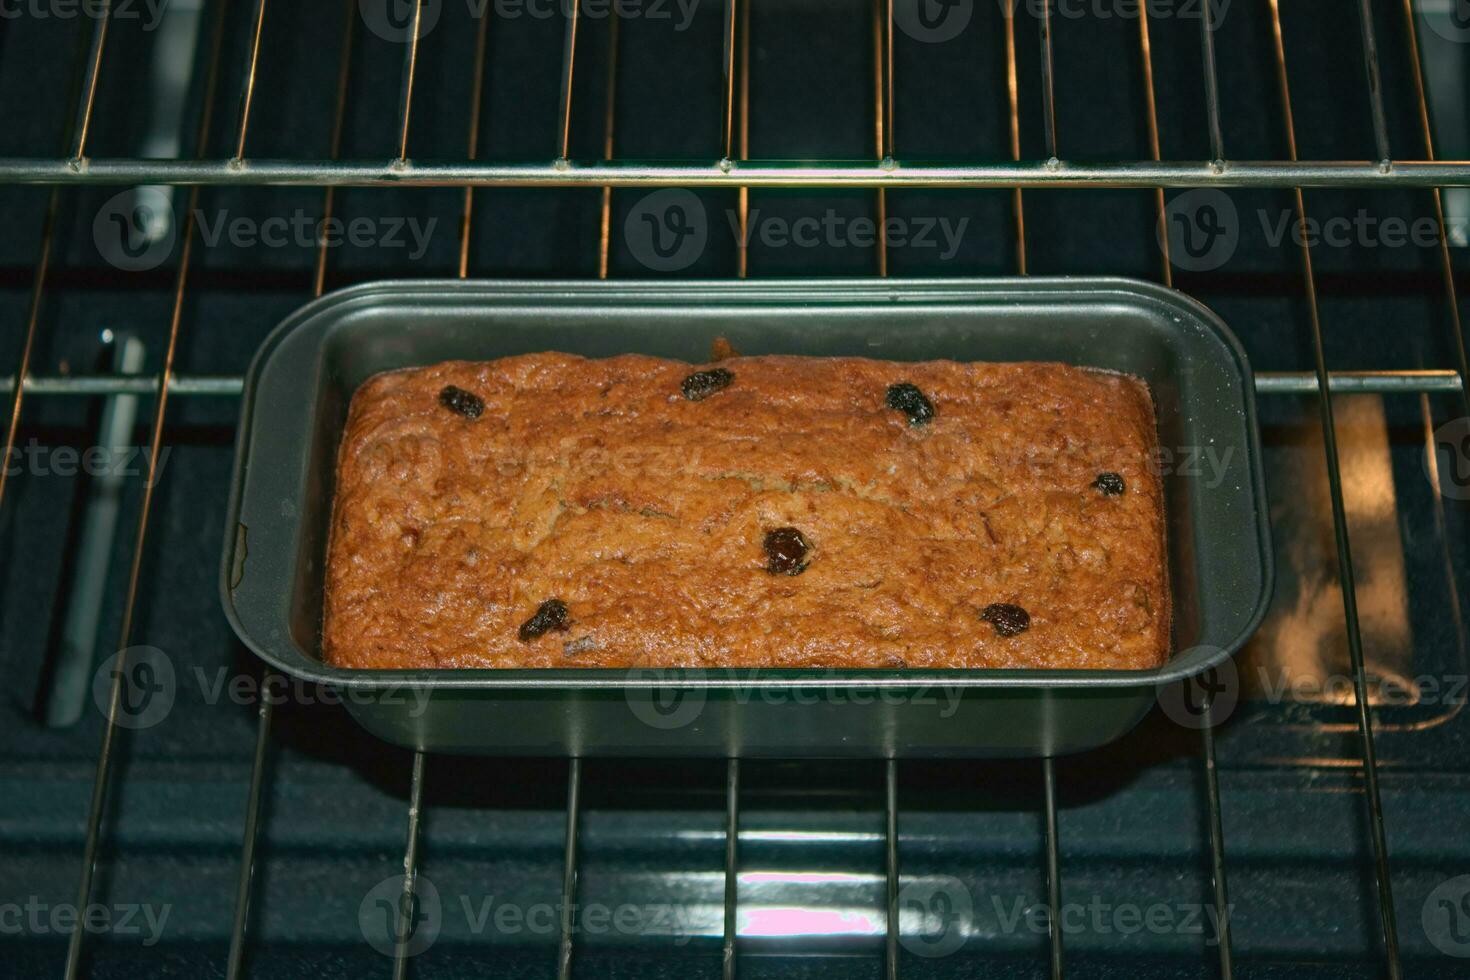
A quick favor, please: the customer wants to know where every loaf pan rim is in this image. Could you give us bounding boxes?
[219,276,1273,692]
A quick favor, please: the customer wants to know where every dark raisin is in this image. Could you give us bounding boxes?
[682,368,734,402]
[518,599,570,642]
[1092,472,1126,496]
[764,527,810,576]
[438,384,484,419]
[980,602,1030,637]
[885,382,935,426]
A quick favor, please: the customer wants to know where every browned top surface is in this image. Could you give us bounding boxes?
[323,353,1169,670]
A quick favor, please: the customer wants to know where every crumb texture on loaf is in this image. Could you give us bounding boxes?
[323,353,1169,670]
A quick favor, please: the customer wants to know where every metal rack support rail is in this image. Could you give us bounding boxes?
[3,158,1470,188]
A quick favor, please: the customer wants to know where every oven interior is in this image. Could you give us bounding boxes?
[2,0,1469,976]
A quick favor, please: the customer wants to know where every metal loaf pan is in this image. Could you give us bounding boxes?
[220,278,1272,758]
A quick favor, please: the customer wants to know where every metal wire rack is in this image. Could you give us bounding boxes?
[1,0,1467,977]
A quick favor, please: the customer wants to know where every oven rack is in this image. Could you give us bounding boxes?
[1,1,1466,978]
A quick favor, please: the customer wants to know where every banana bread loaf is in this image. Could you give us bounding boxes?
[323,353,1169,670]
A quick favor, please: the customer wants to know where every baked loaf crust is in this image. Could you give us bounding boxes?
[323,354,1169,670]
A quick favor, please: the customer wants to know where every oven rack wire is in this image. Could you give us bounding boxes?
[1,1,1466,978]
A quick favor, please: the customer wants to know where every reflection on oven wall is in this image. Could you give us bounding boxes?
[1420,0,1470,244]
[1243,396,1410,711]
[1239,391,1470,726]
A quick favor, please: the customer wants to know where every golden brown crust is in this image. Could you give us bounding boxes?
[323,354,1170,670]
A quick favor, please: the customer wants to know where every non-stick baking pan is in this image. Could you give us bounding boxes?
[220,278,1271,758]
